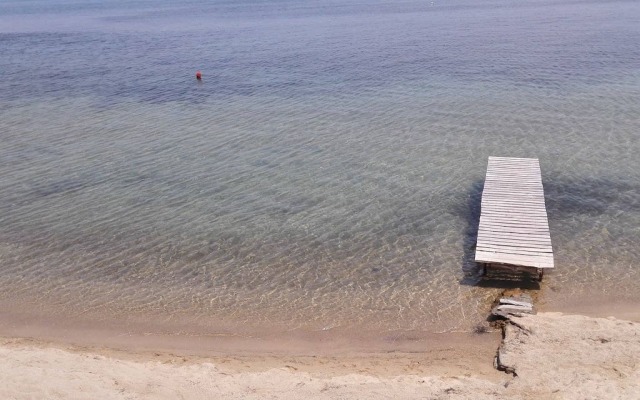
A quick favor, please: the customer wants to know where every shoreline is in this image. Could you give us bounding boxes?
[0,306,502,361]
[2,293,638,355]
[1,293,639,399]
[2,311,638,399]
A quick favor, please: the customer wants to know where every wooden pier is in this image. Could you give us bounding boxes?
[475,157,554,281]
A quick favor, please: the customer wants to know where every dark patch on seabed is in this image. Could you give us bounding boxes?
[543,177,640,217]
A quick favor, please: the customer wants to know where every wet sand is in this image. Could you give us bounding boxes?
[2,311,639,399]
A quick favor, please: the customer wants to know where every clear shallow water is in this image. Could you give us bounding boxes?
[0,0,639,337]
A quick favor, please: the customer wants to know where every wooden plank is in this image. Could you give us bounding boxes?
[477,230,552,239]
[480,213,549,219]
[476,249,554,262]
[479,225,550,234]
[480,208,549,216]
[477,238,552,248]
[481,188,544,195]
[480,228,550,236]
[481,198,546,205]
[477,237,552,248]
[477,246,553,255]
[489,156,540,161]
[480,210,549,218]
[478,229,551,239]
[480,209,548,217]
[480,190,541,196]
[488,164,540,168]
[478,243,552,252]
[484,179,541,184]
[482,201,546,207]
[481,200,545,207]
[476,253,554,265]
[484,182,542,187]
[479,219,549,227]
[476,244,553,254]
[477,249,554,261]
[484,181,542,189]
[479,218,550,227]
[478,237,552,246]
[486,172,541,176]
[482,199,546,205]
[480,225,550,233]
[479,215,550,224]
[489,159,540,164]
[477,233,552,245]
[487,166,541,171]
[488,160,540,165]
[486,169,539,173]
[479,218,549,226]
[476,251,554,269]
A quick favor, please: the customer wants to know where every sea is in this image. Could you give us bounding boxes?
[1,0,639,341]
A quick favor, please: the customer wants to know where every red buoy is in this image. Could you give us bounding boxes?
[196,71,202,80]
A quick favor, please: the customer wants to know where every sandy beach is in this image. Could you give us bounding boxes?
[2,311,639,399]
[2,0,640,398]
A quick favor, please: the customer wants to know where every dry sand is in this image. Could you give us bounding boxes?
[1,312,639,399]
[497,312,640,399]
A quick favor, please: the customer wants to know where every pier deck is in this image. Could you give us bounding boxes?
[475,157,554,280]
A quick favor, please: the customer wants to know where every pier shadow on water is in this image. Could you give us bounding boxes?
[457,179,541,290]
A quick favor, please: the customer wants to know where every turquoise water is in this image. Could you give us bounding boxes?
[1,0,639,336]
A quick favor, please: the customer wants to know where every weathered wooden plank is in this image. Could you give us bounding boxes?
[486,167,540,171]
[482,201,545,208]
[476,250,554,262]
[488,160,540,165]
[489,158,539,162]
[486,166,540,170]
[476,251,554,269]
[489,161,538,165]
[477,237,552,247]
[480,206,547,216]
[485,176,541,181]
[476,251,554,264]
[483,203,545,208]
[486,171,541,176]
[480,229,550,237]
[479,225,550,234]
[477,238,552,249]
[480,225,550,234]
[480,209,548,217]
[481,198,546,205]
[480,190,541,196]
[486,181,543,187]
[476,244,553,255]
[481,188,544,194]
[486,168,540,172]
[486,179,542,185]
[479,220,550,228]
[479,218,549,226]
[478,243,553,253]
[485,188,541,194]
[478,229,551,238]
[482,200,546,206]
[480,208,549,216]
[477,249,554,261]
[477,233,552,244]
[478,239,552,248]
[479,215,550,224]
